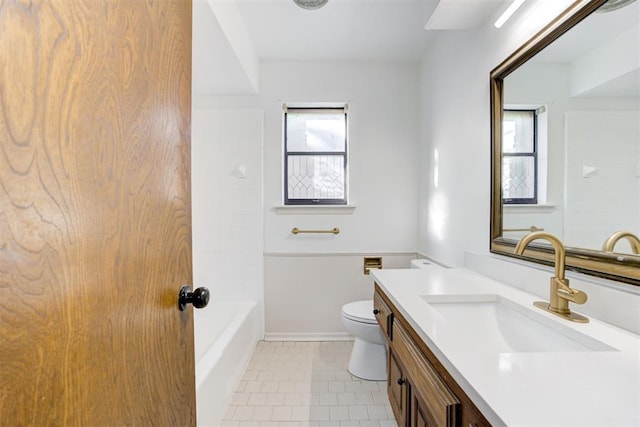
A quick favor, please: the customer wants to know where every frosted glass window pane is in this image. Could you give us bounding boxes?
[502,157,535,199]
[287,155,345,199]
[287,112,346,152]
[503,110,534,153]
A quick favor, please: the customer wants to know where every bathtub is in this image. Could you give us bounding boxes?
[194,301,260,427]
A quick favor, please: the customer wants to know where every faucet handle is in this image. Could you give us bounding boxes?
[554,278,587,305]
[557,288,588,304]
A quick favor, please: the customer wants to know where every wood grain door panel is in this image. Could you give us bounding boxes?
[0,0,195,424]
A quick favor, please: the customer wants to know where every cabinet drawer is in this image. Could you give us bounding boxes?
[373,287,393,339]
[393,321,460,427]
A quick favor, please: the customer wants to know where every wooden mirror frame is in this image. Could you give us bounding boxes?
[490,0,640,285]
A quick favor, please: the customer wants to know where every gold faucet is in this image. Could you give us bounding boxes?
[515,231,589,323]
[602,231,640,254]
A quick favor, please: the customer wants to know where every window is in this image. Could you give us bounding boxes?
[502,109,537,204]
[284,106,348,205]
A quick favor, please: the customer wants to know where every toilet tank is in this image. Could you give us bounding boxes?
[410,259,446,269]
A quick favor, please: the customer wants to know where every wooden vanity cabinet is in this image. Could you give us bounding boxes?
[374,285,491,427]
[388,349,407,426]
[392,320,459,427]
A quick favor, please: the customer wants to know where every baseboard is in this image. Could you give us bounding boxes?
[264,332,354,342]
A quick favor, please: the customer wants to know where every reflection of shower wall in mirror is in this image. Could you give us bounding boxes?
[564,110,640,250]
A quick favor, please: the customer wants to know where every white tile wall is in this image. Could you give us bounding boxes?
[191,108,264,304]
[564,111,640,250]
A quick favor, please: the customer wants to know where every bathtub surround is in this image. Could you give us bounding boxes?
[191,108,264,306]
[191,108,265,424]
[563,111,640,248]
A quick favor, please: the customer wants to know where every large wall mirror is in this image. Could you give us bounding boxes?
[490,0,640,285]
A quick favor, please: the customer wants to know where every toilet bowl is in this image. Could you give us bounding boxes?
[341,300,387,381]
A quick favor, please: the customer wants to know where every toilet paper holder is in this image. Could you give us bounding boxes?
[363,257,382,275]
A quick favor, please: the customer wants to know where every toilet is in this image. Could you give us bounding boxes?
[341,300,387,381]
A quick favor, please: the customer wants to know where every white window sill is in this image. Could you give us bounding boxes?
[273,205,356,215]
[503,204,556,214]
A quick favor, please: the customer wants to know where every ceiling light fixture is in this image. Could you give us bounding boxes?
[293,0,328,10]
[494,0,526,28]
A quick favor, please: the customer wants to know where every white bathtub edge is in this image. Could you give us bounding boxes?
[196,301,260,427]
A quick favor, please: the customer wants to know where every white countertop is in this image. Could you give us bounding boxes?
[371,267,640,427]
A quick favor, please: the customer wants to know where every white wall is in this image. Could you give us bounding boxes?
[261,61,420,337]
[260,61,420,254]
[264,254,416,338]
[418,1,576,266]
[201,61,420,338]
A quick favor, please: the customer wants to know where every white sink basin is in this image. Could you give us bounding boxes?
[421,294,616,353]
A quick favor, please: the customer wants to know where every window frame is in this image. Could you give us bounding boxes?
[502,109,538,205]
[283,106,348,206]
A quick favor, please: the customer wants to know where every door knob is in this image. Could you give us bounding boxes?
[178,285,210,311]
[397,378,406,386]
[373,308,380,315]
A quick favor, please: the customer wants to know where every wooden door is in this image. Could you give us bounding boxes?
[0,0,196,425]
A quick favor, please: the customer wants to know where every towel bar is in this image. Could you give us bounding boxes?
[291,227,340,235]
[503,226,544,232]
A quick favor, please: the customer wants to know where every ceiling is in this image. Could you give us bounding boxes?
[233,0,505,61]
[193,0,640,97]
[528,0,640,97]
[193,0,508,94]
[533,0,640,63]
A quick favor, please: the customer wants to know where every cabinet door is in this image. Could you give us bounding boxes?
[393,321,460,427]
[411,393,430,427]
[388,349,408,427]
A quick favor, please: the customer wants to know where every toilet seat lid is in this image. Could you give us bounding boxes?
[342,300,377,324]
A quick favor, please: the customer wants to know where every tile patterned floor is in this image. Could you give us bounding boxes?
[220,341,398,427]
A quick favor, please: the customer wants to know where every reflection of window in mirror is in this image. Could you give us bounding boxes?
[502,107,548,205]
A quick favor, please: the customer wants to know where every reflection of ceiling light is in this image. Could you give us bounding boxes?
[596,0,637,13]
[293,0,328,10]
[494,0,526,28]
